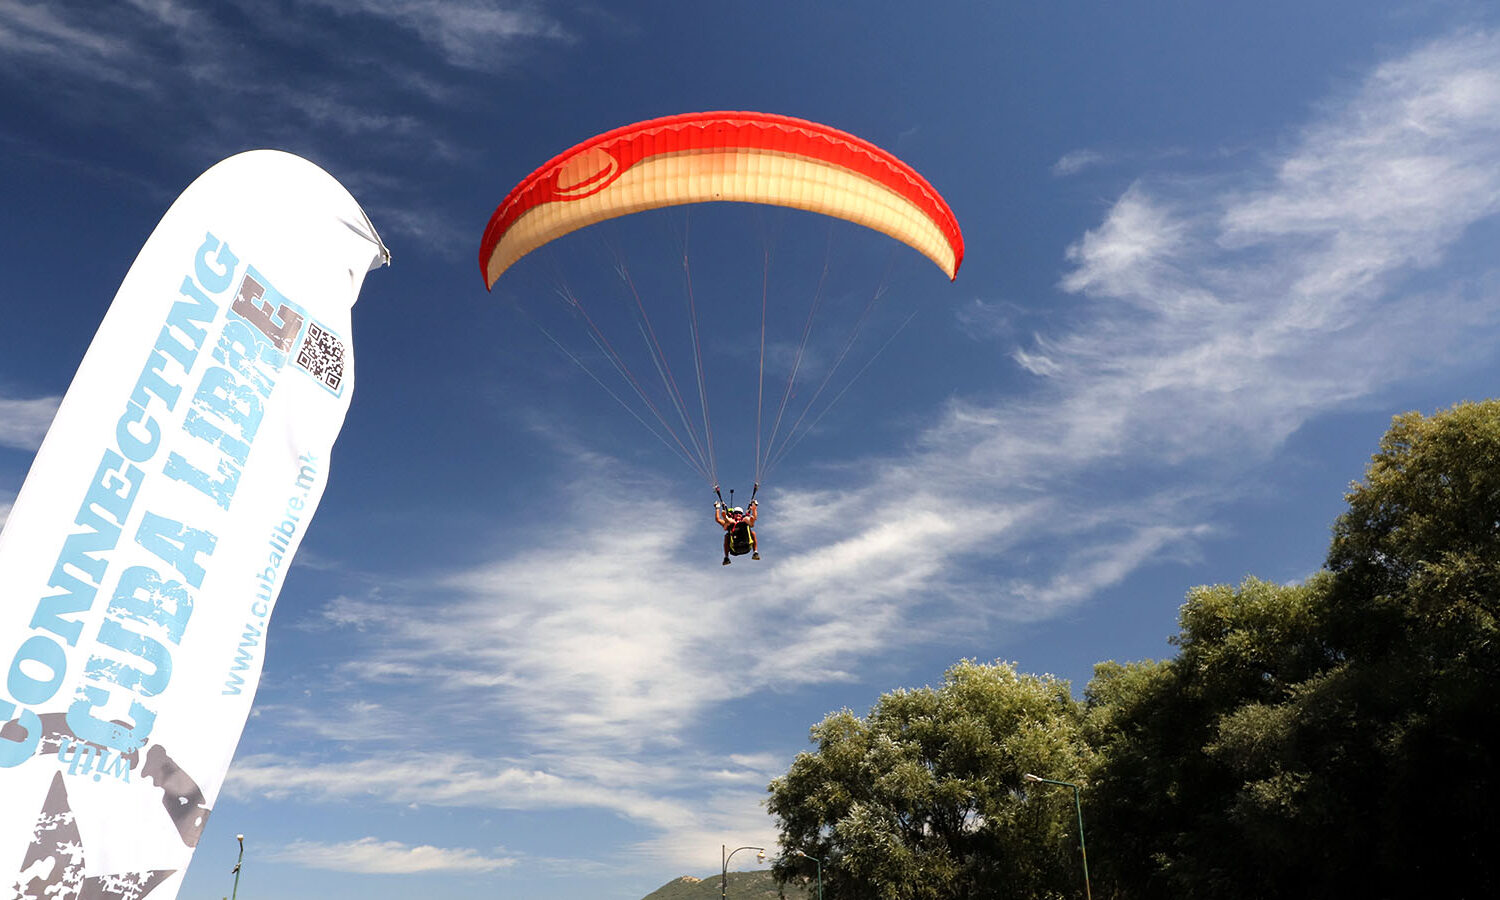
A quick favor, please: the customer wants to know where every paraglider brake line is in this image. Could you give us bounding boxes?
[505,294,714,485]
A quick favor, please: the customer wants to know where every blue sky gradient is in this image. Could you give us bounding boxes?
[6,2,1500,898]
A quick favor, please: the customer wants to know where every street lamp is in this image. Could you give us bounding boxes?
[229,833,245,900]
[791,849,824,900]
[721,844,766,900]
[1024,774,1092,900]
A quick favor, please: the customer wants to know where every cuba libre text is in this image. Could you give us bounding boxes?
[1,232,293,767]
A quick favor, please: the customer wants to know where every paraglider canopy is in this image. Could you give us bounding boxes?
[480,110,965,287]
[478,111,965,491]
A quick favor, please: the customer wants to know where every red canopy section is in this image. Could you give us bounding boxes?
[481,111,964,287]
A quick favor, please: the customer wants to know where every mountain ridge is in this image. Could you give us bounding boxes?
[640,869,815,900]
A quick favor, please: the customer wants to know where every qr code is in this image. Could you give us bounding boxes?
[295,321,346,391]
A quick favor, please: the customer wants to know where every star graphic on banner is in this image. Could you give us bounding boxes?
[11,773,175,900]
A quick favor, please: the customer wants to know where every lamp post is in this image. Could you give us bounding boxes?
[229,833,245,900]
[791,849,823,900]
[721,844,766,900]
[1024,774,1092,900]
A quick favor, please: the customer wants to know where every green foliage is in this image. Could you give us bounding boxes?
[768,401,1500,900]
[1084,401,1500,899]
[767,660,1089,900]
[1327,401,1500,665]
[1314,401,1500,896]
[1083,577,1332,898]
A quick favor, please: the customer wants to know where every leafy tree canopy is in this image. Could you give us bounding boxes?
[1086,400,1500,899]
[768,660,1090,900]
[770,400,1500,900]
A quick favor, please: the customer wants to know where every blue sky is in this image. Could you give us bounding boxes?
[5,1,1500,898]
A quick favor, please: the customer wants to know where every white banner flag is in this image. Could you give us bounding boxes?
[0,150,388,899]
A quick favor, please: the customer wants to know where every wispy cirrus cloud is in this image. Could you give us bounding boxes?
[905,33,1500,617]
[227,747,783,872]
[0,1,149,86]
[302,0,572,70]
[267,836,517,874]
[531,24,1500,710]
[1052,148,1105,176]
[0,0,570,248]
[0,0,568,95]
[0,395,59,451]
[233,27,1500,874]
[227,751,692,830]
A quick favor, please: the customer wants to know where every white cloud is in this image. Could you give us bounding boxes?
[1060,184,1190,301]
[402,25,1500,749]
[0,396,59,451]
[227,752,685,827]
[229,27,1500,879]
[626,789,780,874]
[1012,345,1062,377]
[0,1,570,252]
[226,750,777,871]
[303,0,571,70]
[1034,35,1500,469]
[1052,149,1105,176]
[1221,32,1500,252]
[1004,522,1216,615]
[0,1,142,85]
[268,836,516,874]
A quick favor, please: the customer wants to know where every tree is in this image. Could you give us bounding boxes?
[1310,401,1500,897]
[768,402,1500,899]
[1326,401,1500,665]
[767,660,1090,900]
[1082,577,1332,899]
[1085,401,1500,899]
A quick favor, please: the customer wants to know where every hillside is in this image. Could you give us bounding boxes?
[641,870,815,900]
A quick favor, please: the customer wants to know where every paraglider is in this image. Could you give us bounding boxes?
[716,498,759,565]
[480,111,964,287]
[479,111,963,565]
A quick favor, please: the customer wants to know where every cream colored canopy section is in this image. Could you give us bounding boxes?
[481,111,964,288]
